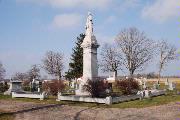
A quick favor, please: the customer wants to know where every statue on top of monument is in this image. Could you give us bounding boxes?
[82,12,99,48]
[85,12,93,37]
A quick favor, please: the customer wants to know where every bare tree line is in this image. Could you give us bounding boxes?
[100,27,178,79]
[0,27,178,81]
[12,64,41,81]
[12,51,64,81]
[0,62,5,81]
[42,51,64,80]
[157,40,177,80]
[100,44,122,79]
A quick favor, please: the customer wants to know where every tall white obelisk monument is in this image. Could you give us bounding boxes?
[75,12,99,95]
[81,12,99,80]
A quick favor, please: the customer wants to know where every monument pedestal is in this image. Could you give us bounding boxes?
[75,78,90,96]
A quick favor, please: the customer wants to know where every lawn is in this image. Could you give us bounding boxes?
[1,91,180,109]
[0,81,180,120]
[0,90,180,120]
[0,109,14,120]
[0,113,14,120]
[110,94,180,108]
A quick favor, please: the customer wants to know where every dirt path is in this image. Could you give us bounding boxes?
[14,103,180,120]
[0,100,48,113]
[0,100,180,120]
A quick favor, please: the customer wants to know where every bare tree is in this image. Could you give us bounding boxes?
[116,27,155,77]
[0,61,5,81]
[27,64,41,81]
[43,51,64,80]
[12,72,28,81]
[100,44,122,79]
[158,40,177,80]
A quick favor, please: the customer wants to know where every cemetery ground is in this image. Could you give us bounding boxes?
[1,80,180,120]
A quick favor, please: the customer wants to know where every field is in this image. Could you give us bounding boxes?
[147,78,180,82]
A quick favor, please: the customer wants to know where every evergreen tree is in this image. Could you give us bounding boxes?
[65,33,85,80]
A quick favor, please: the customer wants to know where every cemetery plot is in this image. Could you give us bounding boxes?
[12,92,48,100]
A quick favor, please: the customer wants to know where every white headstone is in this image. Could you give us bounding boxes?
[165,78,169,86]
[139,80,143,86]
[143,81,147,89]
[38,88,40,92]
[169,82,176,91]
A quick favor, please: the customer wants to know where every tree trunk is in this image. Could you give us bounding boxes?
[113,70,117,80]
[129,70,134,78]
[158,69,161,83]
[57,72,61,80]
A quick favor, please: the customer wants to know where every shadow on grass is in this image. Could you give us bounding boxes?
[0,104,63,120]
[1,91,180,109]
[0,104,63,115]
[0,113,14,120]
[73,107,92,120]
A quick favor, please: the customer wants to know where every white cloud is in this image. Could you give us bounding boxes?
[121,0,141,9]
[142,0,180,23]
[48,0,111,9]
[16,0,112,9]
[51,13,82,28]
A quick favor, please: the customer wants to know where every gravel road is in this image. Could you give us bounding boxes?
[0,100,180,120]
[14,103,180,120]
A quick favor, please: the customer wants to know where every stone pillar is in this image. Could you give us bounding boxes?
[75,12,99,96]
[81,12,99,81]
[82,38,99,80]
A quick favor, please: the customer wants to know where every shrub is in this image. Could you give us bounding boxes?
[115,78,140,95]
[42,80,65,95]
[0,82,9,93]
[83,79,109,98]
[23,86,31,91]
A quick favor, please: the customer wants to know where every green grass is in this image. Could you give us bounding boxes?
[110,95,180,108]
[0,94,11,100]
[2,94,180,120]
[1,83,180,120]
[1,81,180,109]
[0,114,14,120]
[0,109,14,120]
[1,93,180,109]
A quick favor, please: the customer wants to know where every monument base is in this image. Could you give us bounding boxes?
[75,89,90,96]
[4,90,11,95]
[75,78,90,96]
[4,80,23,95]
[4,89,23,95]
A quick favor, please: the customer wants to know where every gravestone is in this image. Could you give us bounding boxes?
[153,83,160,89]
[75,12,99,96]
[139,80,143,86]
[4,80,22,95]
[165,78,169,86]
[143,81,147,89]
[168,82,176,91]
[30,79,42,92]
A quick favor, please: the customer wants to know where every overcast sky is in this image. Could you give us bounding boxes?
[0,0,180,78]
